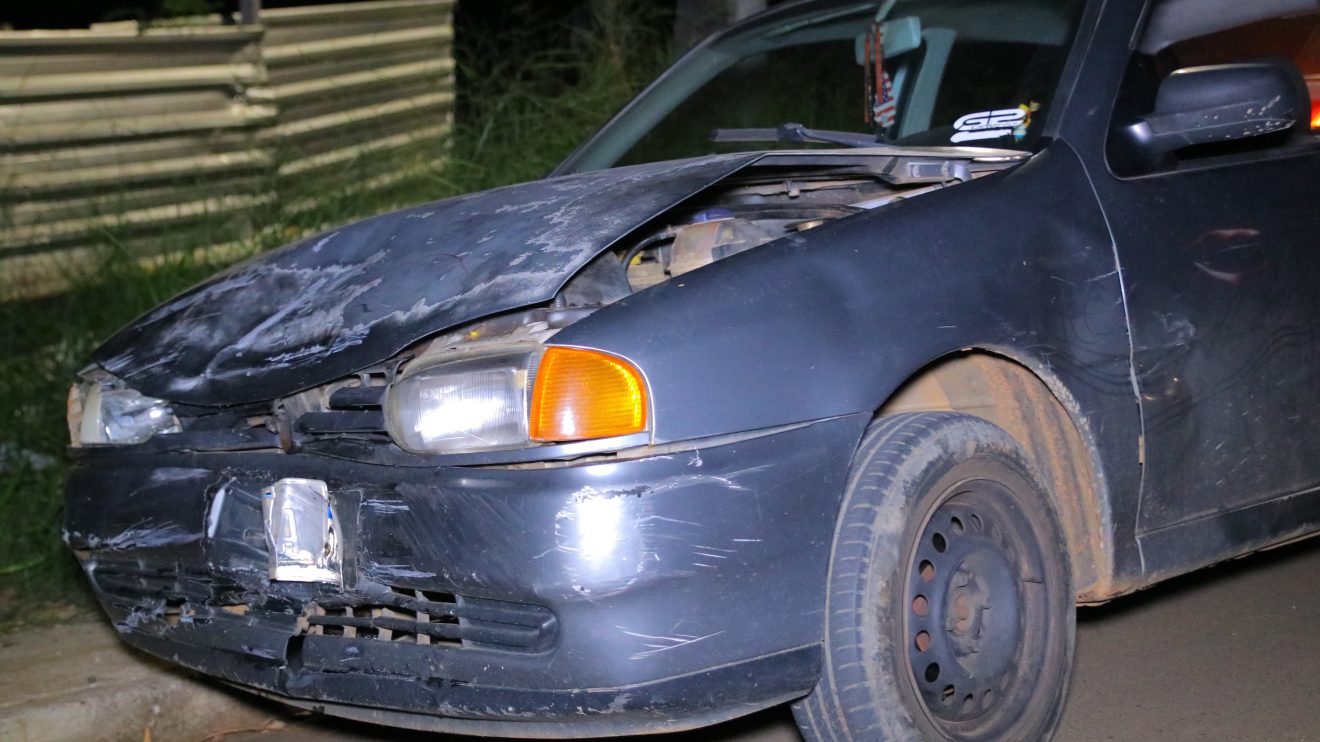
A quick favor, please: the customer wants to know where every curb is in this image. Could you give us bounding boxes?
[0,619,275,742]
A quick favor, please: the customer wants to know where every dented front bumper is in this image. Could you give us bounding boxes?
[64,415,864,736]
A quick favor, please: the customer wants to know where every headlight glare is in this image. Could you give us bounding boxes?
[385,351,536,454]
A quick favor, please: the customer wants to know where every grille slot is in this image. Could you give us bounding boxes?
[92,560,241,599]
[303,585,556,653]
[296,410,385,434]
[328,385,385,408]
[289,376,390,442]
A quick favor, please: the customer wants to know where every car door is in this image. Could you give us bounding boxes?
[1095,11,1320,539]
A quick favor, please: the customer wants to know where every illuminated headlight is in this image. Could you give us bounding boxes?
[385,350,539,455]
[68,374,181,446]
[385,345,650,455]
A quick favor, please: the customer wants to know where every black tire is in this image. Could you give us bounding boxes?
[793,412,1074,741]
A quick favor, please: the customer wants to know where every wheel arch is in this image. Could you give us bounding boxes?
[876,348,1117,603]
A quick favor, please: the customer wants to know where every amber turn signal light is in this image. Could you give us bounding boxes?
[529,347,648,442]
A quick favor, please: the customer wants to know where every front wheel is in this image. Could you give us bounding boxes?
[794,412,1074,741]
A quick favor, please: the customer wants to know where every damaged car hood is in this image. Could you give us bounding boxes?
[94,154,762,405]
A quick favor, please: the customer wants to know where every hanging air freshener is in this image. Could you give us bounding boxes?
[872,27,896,129]
[864,3,898,133]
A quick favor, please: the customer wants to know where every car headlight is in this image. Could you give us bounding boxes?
[385,345,649,455]
[68,374,181,446]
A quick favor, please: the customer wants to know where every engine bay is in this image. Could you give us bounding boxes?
[562,153,1017,309]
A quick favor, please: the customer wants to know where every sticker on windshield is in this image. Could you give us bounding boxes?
[951,102,1040,144]
[1013,101,1040,141]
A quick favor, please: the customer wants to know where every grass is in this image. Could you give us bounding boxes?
[0,0,672,612]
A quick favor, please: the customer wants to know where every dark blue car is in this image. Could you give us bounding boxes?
[63,0,1320,739]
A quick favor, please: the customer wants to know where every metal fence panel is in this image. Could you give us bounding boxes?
[0,0,454,299]
[262,0,455,204]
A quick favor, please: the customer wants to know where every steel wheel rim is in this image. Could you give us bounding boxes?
[904,480,1048,735]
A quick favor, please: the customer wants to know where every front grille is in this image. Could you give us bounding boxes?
[303,585,556,654]
[91,559,246,601]
[286,374,391,448]
[88,557,557,655]
[162,373,392,453]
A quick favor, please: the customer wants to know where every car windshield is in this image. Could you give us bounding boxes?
[558,0,1086,174]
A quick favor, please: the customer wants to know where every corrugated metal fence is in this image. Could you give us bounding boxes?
[0,0,454,299]
[264,1,454,206]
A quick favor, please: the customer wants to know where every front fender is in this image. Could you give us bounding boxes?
[553,142,1133,449]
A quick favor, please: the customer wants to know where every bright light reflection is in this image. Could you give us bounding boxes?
[556,409,580,437]
[415,397,505,440]
[584,463,620,478]
[575,496,624,563]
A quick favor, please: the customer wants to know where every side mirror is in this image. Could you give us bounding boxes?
[1119,62,1303,164]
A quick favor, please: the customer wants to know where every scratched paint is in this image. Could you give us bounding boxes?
[94,155,763,405]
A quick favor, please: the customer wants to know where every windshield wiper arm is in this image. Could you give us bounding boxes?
[710,123,878,148]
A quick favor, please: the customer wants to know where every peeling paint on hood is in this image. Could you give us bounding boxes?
[94,154,762,405]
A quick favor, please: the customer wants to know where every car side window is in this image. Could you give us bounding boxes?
[1107,11,1320,177]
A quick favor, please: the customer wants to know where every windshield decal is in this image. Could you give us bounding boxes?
[951,102,1040,144]
[1014,101,1041,141]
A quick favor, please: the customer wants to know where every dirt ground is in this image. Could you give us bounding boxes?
[217,537,1320,742]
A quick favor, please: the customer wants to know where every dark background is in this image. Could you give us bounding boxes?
[4,0,381,28]
[2,0,662,35]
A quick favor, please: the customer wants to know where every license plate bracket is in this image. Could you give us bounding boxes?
[262,478,341,584]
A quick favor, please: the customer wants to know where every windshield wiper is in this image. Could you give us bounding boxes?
[710,123,878,148]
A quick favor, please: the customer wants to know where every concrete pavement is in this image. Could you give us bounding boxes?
[0,616,272,742]
[1057,537,1320,741]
